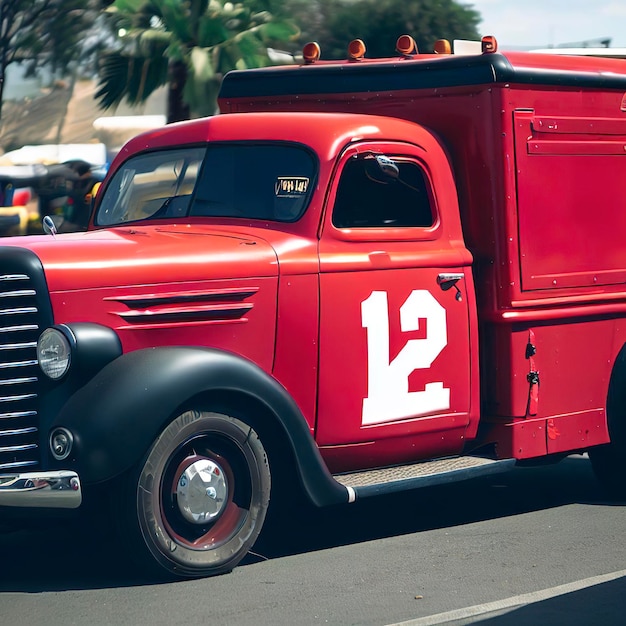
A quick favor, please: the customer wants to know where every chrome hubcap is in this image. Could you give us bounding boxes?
[176,458,228,524]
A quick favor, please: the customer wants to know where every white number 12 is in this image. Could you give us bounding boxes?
[361,290,450,426]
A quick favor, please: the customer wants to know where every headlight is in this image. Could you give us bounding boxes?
[38,328,72,380]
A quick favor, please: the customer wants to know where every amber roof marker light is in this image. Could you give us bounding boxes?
[396,34,417,56]
[302,41,321,64]
[348,38,366,61]
[481,35,498,54]
[434,39,452,54]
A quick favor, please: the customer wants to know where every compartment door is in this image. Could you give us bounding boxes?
[514,111,626,291]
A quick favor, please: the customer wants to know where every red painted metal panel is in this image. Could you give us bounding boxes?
[532,116,626,135]
[319,427,468,473]
[50,275,279,371]
[514,110,626,291]
[488,324,532,419]
[546,409,609,455]
[528,140,626,155]
[503,50,626,77]
[272,273,320,432]
[485,417,547,459]
[11,224,279,291]
[487,317,616,421]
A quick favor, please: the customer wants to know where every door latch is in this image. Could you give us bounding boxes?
[437,273,464,301]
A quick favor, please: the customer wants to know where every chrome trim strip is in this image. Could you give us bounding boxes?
[0,360,38,369]
[0,325,39,334]
[0,470,81,508]
[0,443,37,453]
[346,485,356,503]
[0,377,38,386]
[0,393,37,403]
[0,275,29,281]
[0,426,38,437]
[0,460,37,470]
[0,307,38,316]
[0,290,36,298]
[0,411,37,420]
[0,342,38,350]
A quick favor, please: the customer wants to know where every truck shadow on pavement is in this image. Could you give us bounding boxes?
[250,454,621,562]
[0,455,620,592]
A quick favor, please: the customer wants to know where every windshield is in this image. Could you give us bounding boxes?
[95,143,316,226]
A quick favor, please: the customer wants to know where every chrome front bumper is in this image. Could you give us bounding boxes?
[0,470,81,509]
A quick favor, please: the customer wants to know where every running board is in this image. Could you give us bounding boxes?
[334,456,516,502]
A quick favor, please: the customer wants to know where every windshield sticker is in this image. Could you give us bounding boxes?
[275,176,309,197]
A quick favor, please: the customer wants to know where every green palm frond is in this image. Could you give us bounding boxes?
[96,50,169,109]
[259,20,300,43]
[197,14,231,47]
[108,0,146,14]
[131,28,171,58]
[157,0,192,42]
[99,0,300,119]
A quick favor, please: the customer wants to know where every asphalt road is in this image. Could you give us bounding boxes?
[0,454,624,626]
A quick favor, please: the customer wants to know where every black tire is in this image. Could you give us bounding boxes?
[119,410,271,579]
[589,357,626,500]
[589,442,626,500]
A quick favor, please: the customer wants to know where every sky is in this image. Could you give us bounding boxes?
[469,0,626,49]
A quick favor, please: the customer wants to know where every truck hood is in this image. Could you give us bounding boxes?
[5,224,278,292]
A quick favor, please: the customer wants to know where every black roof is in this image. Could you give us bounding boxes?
[219,52,626,100]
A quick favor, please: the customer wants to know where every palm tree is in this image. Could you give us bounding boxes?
[96,0,300,122]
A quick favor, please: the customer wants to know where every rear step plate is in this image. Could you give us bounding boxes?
[334,456,516,499]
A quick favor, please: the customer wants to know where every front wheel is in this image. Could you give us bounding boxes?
[120,410,271,579]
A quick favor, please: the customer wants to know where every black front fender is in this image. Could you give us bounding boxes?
[52,347,349,507]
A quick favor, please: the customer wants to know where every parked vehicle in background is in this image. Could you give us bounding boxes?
[0,35,625,580]
[0,160,105,235]
[34,160,106,232]
[0,165,44,235]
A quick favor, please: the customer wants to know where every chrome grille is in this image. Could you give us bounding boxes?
[0,273,41,471]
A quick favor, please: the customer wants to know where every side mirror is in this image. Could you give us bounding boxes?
[42,214,58,237]
[364,155,400,184]
[375,155,399,180]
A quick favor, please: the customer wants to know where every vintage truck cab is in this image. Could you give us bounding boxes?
[1,36,625,579]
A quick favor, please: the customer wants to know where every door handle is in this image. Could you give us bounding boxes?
[437,273,464,301]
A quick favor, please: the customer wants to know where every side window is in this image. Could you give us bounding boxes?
[332,156,434,228]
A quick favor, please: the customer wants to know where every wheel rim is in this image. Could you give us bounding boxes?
[174,456,229,524]
[159,434,252,550]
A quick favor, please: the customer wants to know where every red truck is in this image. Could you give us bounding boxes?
[1,35,625,579]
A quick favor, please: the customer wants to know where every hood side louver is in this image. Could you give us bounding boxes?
[107,287,258,327]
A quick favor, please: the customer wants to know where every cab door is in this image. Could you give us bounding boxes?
[316,141,475,467]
